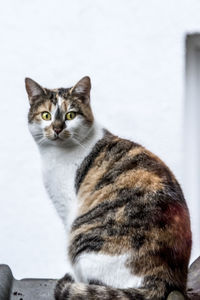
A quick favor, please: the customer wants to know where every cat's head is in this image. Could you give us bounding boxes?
[25,76,94,147]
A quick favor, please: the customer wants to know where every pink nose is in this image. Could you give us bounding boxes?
[54,127,62,134]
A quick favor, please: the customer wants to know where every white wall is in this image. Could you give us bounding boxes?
[0,0,199,279]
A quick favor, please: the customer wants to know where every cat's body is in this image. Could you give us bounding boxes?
[25,76,192,300]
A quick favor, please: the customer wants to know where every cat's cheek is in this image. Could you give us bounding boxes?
[28,122,43,138]
[44,123,55,139]
[67,116,82,129]
[67,116,91,140]
[66,117,82,135]
[41,120,52,130]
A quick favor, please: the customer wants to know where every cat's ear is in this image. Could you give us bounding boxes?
[25,78,46,104]
[69,76,91,104]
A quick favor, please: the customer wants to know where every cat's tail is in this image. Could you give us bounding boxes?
[54,273,179,300]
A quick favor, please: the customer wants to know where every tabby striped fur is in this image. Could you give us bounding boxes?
[25,76,192,300]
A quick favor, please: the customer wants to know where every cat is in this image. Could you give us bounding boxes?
[25,76,192,300]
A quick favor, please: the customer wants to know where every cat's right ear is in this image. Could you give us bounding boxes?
[25,78,46,105]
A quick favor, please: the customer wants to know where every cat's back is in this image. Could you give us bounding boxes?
[70,131,191,294]
[75,131,186,214]
[69,132,191,296]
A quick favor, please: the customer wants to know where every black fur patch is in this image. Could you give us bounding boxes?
[75,130,112,193]
[69,233,104,263]
[88,279,104,286]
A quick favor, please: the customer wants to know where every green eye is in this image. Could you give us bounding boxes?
[41,111,51,121]
[66,112,76,120]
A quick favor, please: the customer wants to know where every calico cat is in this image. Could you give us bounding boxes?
[25,76,192,300]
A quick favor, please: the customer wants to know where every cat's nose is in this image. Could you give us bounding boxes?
[53,127,63,135]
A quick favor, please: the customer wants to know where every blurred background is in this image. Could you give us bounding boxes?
[0,0,199,279]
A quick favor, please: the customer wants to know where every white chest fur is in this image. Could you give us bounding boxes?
[41,146,80,229]
[38,123,103,232]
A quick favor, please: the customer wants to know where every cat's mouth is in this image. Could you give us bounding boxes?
[51,132,64,140]
[43,131,71,144]
[43,135,64,142]
[53,136,65,142]
[54,136,60,140]
[50,134,70,142]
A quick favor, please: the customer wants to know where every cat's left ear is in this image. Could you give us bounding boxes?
[70,76,91,104]
[25,78,46,105]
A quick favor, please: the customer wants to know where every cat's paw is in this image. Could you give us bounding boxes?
[54,273,75,300]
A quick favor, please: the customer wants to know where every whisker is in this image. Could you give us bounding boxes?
[38,137,47,145]
[34,133,44,139]
[73,135,87,150]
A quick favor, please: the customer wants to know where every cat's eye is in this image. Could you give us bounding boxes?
[66,112,76,120]
[41,111,51,121]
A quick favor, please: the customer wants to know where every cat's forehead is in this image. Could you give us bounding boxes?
[47,87,80,111]
[52,88,83,111]
[48,88,70,104]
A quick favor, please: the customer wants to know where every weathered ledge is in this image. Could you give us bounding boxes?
[187,256,200,299]
[0,265,56,300]
[0,256,199,300]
